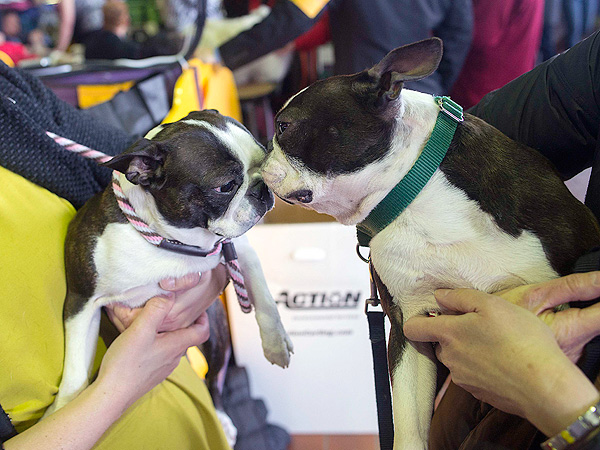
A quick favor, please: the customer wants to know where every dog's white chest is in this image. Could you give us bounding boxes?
[92,223,220,304]
[369,173,557,316]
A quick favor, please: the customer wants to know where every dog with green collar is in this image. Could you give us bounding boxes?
[261,38,600,449]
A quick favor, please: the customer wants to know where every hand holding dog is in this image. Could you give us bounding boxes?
[404,274,600,436]
[97,295,210,412]
[105,265,228,333]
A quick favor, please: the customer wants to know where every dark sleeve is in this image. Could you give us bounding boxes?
[0,64,134,208]
[434,0,473,93]
[219,0,325,70]
[468,31,600,180]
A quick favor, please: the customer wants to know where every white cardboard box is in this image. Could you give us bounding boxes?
[226,222,380,434]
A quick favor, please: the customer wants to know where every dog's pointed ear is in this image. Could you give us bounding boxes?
[368,37,443,105]
[103,138,167,188]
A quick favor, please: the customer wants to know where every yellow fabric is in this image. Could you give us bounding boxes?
[0,50,14,67]
[289,0,329,18]
[77,82,135,109]
[0,166,230,449]
[187,346,209,379]
[163,59,242,124]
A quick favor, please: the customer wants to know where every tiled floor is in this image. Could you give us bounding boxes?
[288,435,379,450]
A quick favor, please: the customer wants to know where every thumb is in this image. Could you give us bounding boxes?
[434,288,491,314]
[132,297,175,332]
[159,272,201,292]
[404,315,444,342]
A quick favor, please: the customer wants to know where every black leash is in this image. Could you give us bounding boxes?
[365,260,394,450]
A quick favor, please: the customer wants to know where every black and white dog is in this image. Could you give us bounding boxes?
[46,110,293,415]
[261,38,600,448]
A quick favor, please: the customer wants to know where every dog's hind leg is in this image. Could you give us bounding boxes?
[43,299,102,417]
[388,308,437,450]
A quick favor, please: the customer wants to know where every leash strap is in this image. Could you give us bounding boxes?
[365,262,394,450]
[357,96,463,247]
[46,131,253,313]
[222,241,252,313]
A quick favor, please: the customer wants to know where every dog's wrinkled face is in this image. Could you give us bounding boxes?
[261,38,443,224]
[105,110,274,238]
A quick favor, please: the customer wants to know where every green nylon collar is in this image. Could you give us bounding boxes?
[356,96,463,247]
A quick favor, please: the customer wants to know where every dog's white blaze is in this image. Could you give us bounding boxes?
[280,85,310,110]
[144,124,165,140]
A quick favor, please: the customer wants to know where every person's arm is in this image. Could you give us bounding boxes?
[433,0,473,93]
[218,0,327,71]
[3,267,227,450]
[403,272,600,437]
[54,0,76,53]
[4,296,208,450]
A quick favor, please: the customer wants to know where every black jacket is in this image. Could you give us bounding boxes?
[0,63,134,208]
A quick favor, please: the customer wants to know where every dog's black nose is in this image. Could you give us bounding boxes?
[288,189,313,203]
[249,180,273,203]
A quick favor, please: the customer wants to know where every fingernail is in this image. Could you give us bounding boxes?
[593,272,600,286]
[435,289,451,299]
[186,272,200,284]
[161,278,177,289]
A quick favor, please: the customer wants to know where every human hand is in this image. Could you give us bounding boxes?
[496,271,600,362]
[404,289,599,436]
[96,296,210,412]
[105,265,228,333]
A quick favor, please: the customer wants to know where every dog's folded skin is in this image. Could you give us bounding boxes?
[261,38,600,449]
[45,111,293,417]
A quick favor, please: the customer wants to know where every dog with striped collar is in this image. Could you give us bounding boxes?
[45,110,293,416]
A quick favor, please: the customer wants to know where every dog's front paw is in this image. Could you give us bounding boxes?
[260,323,294,368]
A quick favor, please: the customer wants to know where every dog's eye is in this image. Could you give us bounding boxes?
[277,121,290,135]
[214,180,236,193]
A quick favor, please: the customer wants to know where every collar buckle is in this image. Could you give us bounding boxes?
[436,96,464,123]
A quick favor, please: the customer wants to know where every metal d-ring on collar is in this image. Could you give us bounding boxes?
[355,96,464,251]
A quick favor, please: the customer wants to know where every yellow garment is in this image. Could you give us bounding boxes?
[289,0,329,18]
[75,59,241,124]
[162,59,242,124]
[0,50,14,67]
[77,81,135,109]
[0,166,230,449]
